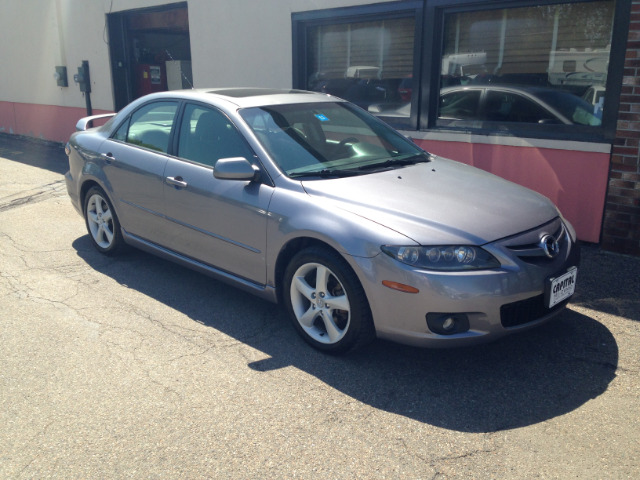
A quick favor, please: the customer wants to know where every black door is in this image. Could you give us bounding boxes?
[107,12,133,111]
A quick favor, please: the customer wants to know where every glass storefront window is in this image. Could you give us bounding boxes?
[305,17,416,118]
[437,1,615,128]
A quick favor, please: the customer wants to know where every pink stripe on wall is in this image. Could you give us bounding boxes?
[0,101,113,143]
[412,139,610,243]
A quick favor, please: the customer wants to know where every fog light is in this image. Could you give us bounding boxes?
[426,313,470,335]
[442,316,456,331]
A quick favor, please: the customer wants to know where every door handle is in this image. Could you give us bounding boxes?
[166,176,188,189]
[101,152,115,164]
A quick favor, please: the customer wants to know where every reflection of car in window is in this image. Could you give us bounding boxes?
[438,86,602,126]
[309,69,408,113]
[368,85,602,126]
[439,90,481,120]
[398,77,412,102]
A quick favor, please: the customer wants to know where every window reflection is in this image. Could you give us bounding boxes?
[305,18,416,118]
[438,1,614,127]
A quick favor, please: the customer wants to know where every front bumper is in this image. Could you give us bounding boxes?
[355,218,580,347]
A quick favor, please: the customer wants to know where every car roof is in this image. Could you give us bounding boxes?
[137,88,340,109]
[440,84,573,98]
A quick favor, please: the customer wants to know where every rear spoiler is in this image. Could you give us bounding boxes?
[75,113,116,131]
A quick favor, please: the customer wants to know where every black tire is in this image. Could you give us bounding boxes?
[83,186,124,255]
[283,246,375,354]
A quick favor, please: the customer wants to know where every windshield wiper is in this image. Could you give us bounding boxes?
[289,168,363,179]
[357,154,431,171]
[288,154,431,178]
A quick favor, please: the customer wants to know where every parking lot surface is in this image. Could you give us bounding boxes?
[1,133,639,479]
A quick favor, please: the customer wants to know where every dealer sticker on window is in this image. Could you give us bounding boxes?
[547,267,578,308]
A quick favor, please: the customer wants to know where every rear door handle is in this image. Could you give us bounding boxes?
[166,176,188,189]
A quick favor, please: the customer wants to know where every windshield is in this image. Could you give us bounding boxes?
[239,102,428,178]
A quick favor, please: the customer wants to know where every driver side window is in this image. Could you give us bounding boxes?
[177,104,254,167]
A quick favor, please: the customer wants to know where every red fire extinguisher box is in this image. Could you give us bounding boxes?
[135,63,167,97]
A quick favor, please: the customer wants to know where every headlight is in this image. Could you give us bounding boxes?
[380,245,500,271]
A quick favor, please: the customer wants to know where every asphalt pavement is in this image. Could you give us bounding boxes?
[0,132,638,479]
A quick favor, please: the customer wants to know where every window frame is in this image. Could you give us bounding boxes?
[292,0,630,142]
[423,0,629,140]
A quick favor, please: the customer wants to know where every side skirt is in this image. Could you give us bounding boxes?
[122,229,278,304]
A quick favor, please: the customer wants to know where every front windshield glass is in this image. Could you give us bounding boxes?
[239,102,427,178]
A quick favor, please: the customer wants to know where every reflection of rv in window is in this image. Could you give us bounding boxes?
[441,52,487,78]
[548,47,609,88]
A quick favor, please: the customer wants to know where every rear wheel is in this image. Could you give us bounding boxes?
[84,186,123,255]
[283,247,375,353]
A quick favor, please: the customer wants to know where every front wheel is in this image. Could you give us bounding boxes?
[283,247,375,354]
[84,186,123,255]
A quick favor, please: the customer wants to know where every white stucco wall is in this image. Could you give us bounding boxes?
[0,0,112,109]
[0,0,397,112]
[186,0,392,90]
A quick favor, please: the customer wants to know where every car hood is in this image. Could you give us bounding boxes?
[301,157,559,245]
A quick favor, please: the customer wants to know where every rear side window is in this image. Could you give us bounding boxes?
[112,101,179,153]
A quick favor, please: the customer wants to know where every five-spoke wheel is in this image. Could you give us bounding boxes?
[284,247,374,353]
[84,186,123,255]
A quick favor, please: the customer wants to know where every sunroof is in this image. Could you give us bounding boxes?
[207,88,308,98]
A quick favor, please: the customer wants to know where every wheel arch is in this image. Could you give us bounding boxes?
[277,236,377,352]
[79,179,104,215]
[274,237,366,306]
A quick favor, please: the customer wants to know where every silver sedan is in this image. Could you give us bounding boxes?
[65,88,579,353]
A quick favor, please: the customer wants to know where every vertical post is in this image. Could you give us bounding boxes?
[82,60,93,117]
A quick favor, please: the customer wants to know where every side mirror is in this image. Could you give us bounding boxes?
[213,157,259,181]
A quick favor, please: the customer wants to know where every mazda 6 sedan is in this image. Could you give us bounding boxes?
[65,88,579,353]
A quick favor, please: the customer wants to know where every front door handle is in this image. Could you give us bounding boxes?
[166,176,188,189]
[101,152,115,164]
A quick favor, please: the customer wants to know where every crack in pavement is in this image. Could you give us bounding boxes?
[0,179,67,213]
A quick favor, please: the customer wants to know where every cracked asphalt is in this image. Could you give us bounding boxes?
[1,133,639,479]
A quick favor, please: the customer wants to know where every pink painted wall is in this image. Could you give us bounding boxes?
[413,139,610,243]
[0,101,112,144]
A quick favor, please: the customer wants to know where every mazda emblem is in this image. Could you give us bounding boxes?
[540,234,560,258]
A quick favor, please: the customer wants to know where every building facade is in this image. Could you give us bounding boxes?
[1,0,638,255]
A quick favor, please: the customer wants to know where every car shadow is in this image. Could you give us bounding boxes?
[72,236,618,433]
[0,133,67,175]
[570,245,640,322]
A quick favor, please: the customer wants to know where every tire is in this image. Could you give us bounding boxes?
[83,186,123,255]
[283,246,375,354]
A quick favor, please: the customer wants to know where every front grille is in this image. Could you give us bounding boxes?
[506,221,567,265]
[500,294,569,328]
